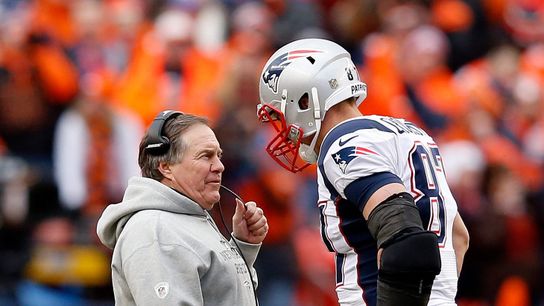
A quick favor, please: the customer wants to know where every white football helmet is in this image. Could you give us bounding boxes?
[257,38,367,172]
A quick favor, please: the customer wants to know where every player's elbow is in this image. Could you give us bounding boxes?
[453,216,470,254]
[457,228,470,253]
[368,192,442,275]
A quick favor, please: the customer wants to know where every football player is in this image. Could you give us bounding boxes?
[257,38,469,305]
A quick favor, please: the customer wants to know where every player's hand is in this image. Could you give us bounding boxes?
[232,199,268,244]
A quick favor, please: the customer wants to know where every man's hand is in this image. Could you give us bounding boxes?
[232,199,268,244]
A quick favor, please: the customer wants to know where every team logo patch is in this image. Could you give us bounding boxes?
[329,79,338,89]
[262,50,322,93]
[331,146,378,174]
[154,282,169,299]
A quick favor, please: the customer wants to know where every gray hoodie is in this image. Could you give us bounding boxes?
[96,177,260,306]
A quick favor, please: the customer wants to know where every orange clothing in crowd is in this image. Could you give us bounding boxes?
[520,43,544,82]
[32,43,79,102]
[361,33,469,141]
[180,48,225,125]
[31,0,78,47]
[110,27,167,124]
[112,29,224,126]
[414,67,470,141]
[495,276,531,306]
[293,228,336,306]
[431,0,474,32]
[479,134,542,190]
[0,38,77,135]
[0,39,77,103]
[359,33,409,119]
[237,171,296,245]
[455,59,506,119]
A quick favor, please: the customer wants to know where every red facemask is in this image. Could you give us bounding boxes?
[257,104,310,173]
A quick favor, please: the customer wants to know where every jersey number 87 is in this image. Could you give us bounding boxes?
[409,142,447,246]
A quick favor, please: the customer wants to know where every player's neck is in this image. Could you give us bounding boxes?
[315,101,362,152]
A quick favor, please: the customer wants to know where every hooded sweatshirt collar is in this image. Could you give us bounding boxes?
[96,176,208,249]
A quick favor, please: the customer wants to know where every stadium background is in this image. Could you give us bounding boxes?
[0,0,543,305]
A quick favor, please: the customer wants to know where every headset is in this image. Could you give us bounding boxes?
[144,110,183,155]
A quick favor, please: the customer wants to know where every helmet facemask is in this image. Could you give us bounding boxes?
[257,96,314,173]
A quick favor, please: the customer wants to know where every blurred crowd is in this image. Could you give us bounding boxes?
[0,0,543,305]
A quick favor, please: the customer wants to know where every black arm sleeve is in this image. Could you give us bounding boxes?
[366,192,423,248]
[368,193,441,306]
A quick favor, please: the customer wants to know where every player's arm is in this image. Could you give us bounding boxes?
[345,176,441,306]
[361,182,405,219]
[452,212,469,276]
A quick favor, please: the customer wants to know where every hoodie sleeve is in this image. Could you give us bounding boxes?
[230,237,261,267]
[121,240,207,305]
[230,237,261,289]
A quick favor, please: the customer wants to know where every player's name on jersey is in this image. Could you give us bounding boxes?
[379,117,427,136]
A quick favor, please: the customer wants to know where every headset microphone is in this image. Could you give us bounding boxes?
[217,184,259,306]
[220,184,244,203]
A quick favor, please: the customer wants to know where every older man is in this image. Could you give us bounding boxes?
[97,111,268,305]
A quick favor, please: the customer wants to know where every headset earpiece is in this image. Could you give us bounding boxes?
[144,110,183,155]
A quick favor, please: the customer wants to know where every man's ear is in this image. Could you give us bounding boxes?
[158,162,173,180]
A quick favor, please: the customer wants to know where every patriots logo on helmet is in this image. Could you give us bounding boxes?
[331,146,378,174]
[262,50,322,93]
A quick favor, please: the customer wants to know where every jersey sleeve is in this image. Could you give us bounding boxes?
[323,129,400,203]
[343,172,403,211]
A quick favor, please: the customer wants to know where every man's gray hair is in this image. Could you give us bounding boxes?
[138,113,209,181]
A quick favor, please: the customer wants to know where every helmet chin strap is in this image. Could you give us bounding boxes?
[299,87,321,164]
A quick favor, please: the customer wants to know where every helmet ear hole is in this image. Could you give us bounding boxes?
[298,93,309,110]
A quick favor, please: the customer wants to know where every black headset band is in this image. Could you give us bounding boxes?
[144,110,183,155]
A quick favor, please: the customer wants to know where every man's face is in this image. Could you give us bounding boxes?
[164,124,224,210]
